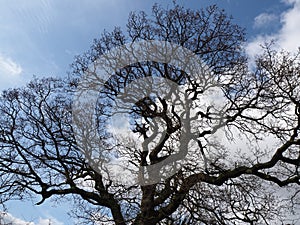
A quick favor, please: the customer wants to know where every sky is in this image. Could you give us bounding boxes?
[0,0,300,224]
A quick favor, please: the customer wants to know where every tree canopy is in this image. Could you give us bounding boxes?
[0,3,299,225]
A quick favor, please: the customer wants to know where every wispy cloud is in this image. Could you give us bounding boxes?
[8,0,54,34]
[37,218,64,225]
[0,0,134,91]
[0,53,23,90]
[0,54,22,76]
[246,0,300,60]
[253,13,277,28]
[0,211,63,225]
[0,0,57,91]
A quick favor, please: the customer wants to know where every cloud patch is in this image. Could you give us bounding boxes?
[253,13,277,28]
[0,54,24,90]
[0,212,64,225]
[246,0,300,62]
[0,54,22,76]
[278,0,300,51]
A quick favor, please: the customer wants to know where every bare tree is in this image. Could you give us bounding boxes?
[0,3,299,225]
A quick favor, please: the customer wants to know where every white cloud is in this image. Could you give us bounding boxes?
[37,218,64,225]
[0,54,24,90]
[0,212,34,225]
[278,0,300,51]
[254,13,277,28]
[281,0,298,5]
[0,54,22,76]
[0,212,64,225]
[246,0,300,60]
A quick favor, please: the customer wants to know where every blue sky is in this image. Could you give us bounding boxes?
[0,0,300,224]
